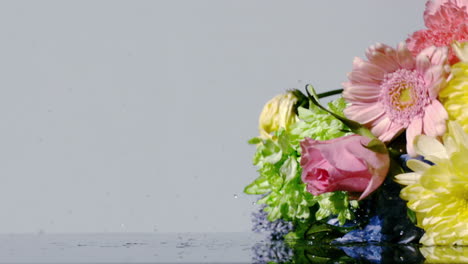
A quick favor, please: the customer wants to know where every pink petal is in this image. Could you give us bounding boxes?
[366,43,397,61]
[416,51,432,74]
[342,90,380,103]
[367,50,401,72]
[312,136,369,173]
[342,82,381,96]
[352,57,386,81]
[370,117,392,138]
[342,93,380,103]
[358,167,387,200]
[406,117,423,157]
[429,46,448,65]
[334,177,370,193]
[378,122,406,142]
[366,43,400,71]
[300,139,326,168]
[424,65,447,97]
[423,100,448,137]
[347,71,381,85]
[344,103,385,125]
[424,0,468,29]
[396,42,416,70]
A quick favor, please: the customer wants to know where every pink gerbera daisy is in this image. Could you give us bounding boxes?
[343,43,449,156]
[407,0,468,64]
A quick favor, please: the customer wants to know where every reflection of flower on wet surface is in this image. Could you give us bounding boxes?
[251,241,293,264]
[421,246,468,263]
[251,204,293,241]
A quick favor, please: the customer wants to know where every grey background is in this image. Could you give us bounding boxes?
[0,1,424,233]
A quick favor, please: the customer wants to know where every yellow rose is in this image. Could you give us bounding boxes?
[258,92,299,139]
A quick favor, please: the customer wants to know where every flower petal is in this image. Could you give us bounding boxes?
[424,65,448,97]
[406,117,423,157]
[366,44,400,72]
[423,100,448,137]
[395,172,422,186]
[396,42,416,70]
[378,122,405,142]
[347,69,381,85]
[413,135,448,162]
[344,103,385,125]
[370,117,392,138]
[352,57,386,81]
[407,158,432,173]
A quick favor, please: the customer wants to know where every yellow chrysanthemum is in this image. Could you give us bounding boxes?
[258,92,299,139]
[440,42,468,132]
[395,121,468,246]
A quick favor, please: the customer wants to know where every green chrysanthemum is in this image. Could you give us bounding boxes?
[245,98,355,224]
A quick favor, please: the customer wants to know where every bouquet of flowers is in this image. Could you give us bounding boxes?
[245,0,468,247]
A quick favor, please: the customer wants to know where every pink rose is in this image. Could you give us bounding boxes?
[300,135,390,200]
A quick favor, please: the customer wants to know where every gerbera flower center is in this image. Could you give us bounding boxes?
[379,69,430,126]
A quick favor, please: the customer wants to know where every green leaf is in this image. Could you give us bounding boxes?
[407,208,417,224]
[276,129,295,156]
[280,156,298,182]
[365,138,388,154]
[327,97,347,116]
[247,137,262,145]
[243,176,270,195]
[305,84,376,139]
[314,191,356,225]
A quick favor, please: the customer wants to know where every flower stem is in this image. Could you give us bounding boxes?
[317,89,343,99]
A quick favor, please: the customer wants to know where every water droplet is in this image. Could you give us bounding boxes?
[233,194,238,199]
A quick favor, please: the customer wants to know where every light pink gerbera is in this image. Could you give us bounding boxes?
[343,43,449,156]
[407,0,468,64]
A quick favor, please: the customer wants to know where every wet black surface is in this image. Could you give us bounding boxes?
[0,233,465,263]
